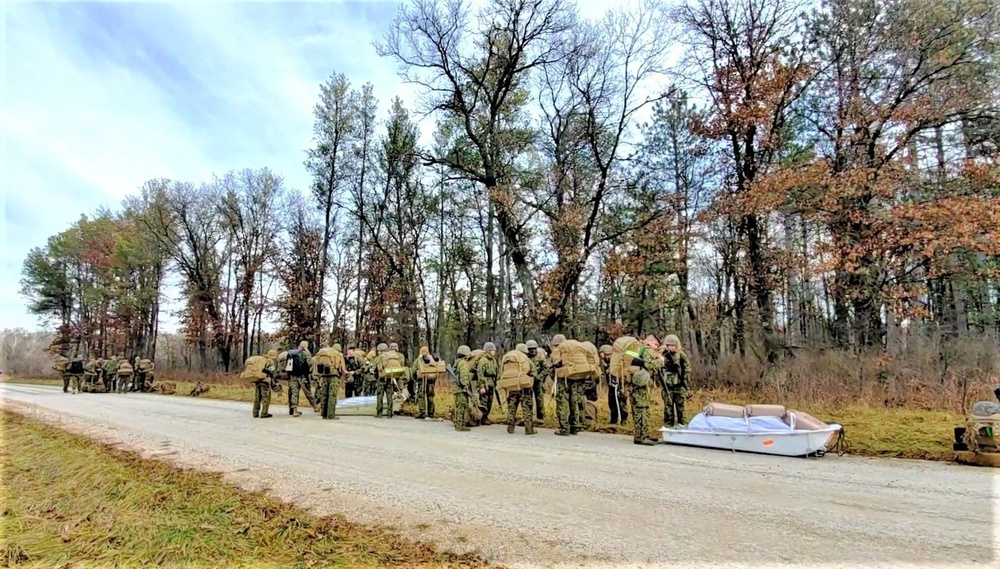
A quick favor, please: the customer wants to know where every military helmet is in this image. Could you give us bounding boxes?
[298,340,309,350]
[377,343,388,352]
[389,342,399,351]
[332,343,342,352]
[266,349,278,359]
[551,334,566,347]
[457,345,471,357]
[663,334,680,347]
[600,344,612,355]
[484,342,496,351]
[516,343,528,355]
[526,340,538,349]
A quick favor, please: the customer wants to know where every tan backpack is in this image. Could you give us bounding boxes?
[610,336,643,382]
[553,340,598,381]
[314,347,344,375]
[417,352,446,380]
[117,361,134,377]
[378,350,407,379]
[138,358,155,373]
[240,355,270,382]
[580,341,601,380]
[496,350,533,394]
[466,349,485,379]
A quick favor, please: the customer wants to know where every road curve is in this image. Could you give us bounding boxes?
[2,383,996,568]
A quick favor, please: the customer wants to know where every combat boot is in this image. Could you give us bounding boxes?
[455,425,470,432]
[525,426,537,435]
[507,425,515,434]
[555,430,570,436]
[634,439,655,446]
[260,414,273,419]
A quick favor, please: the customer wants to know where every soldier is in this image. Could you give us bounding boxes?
[660,334,692,427]
[629,336,663,446]
[476,342,499,425]
[83,358,98,392]
[413,346,443,420]
[548,334,585,436]
[601,344,628,425]
[66,354,85,394]
[361,346,377,396]
[505,343,537,436]
[102,356,119,393]
[135,357,155,392]
[314,343,346,420]
[52,354,70,393]
[526,340,548,422]
[242,349,277,418]
[116,355,134,393]
[285,340,316,417]
[94,357,107,391]
[372,343,391,417]
[344,346,362,399]
[452,345,473,432]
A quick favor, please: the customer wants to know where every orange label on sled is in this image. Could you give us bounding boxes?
[762,439,775,447]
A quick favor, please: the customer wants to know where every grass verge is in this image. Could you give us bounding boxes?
[2,376,962,461]
[0,409,491,568]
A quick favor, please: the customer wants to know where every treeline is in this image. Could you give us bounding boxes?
[19,0,1000,384]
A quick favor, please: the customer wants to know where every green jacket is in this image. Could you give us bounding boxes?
[661,349,691,387]
[452,357,472,394]
[476,354,499,385]
[102,358,118,377]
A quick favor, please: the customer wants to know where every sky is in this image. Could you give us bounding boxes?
[1,0,626,333]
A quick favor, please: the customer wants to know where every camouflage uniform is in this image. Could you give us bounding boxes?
[286,341,316,416]
[315,344,345,420]
[253,350,278,418]
[476,344,499,425]
[65,355,84,394]
[52,355,70,393]
[550,335,586,436]
[83,359,98,392]
[412,346,440,420]
[102,357,119,392]
[344,350,362,399]
[506,344,536,435]
[373,344,394,418]
[660,335,692,427]
[452,346,472,432]
[527,341,548,421]
[630,343,662,445]
[361,349,377,396]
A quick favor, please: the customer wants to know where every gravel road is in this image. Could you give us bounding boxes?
[2,383,997,568]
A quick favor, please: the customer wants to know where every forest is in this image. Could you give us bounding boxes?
[15,0,1000,407]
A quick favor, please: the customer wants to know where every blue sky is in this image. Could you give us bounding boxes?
[2,0,417,332]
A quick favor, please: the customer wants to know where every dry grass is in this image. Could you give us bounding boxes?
[1,373,966,461]
[0,410,492,568]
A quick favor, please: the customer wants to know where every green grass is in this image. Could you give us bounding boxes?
[0,409,492,568]
[2,376,963,460]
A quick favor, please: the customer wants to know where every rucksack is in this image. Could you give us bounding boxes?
[496,350,533,394]
[580,342,601,379]
[117,361,134,377]
[610,336,643,382]
[313,347,344,376]
[467,349,485,379]
[137,358,154,373]
[241,355,270,382]
[286,348,309,376]
[378,351,407,379]
[553,340,598,381]
[417,352,446,379]
[68,358,85,375]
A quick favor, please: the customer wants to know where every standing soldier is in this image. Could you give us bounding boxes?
[242,349,277,418]
[52,354,70,393]
[548,335,586,436]
[376,343,407,418]
[116,355,134,393]
[314,343,346,420]
[502,344,536,435]
[451,345,473,432]
[413,346,443,420]
[629,336,663,446]
[66,354,85,394]
[362,346,377,396]
[372,343,391,417]
[95,357,107,391]
[135,357,155,392]
[660,334,692,427]
[344,346,362,399]
[526,340,548,422]
[476,342,499,425]
[83,357,98,392]
[103,356,119,393]
[285,340,316,417]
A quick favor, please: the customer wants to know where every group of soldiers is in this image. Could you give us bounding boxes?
[237,332,692,446]
[52,354,156,394]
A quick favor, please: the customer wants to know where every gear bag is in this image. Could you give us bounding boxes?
[287,348,309,376]
[496,350,533,394]
[417,356,446,380]
[314,347,344,376]
[117,361,134,378]
[137,358,155,373]
[241,355,271,382]
[378,350,407,379]
[580,341,601,379]
[553,340,598,381]
[610,336,643,382]
[466,349,486,379]
[68,358,85,375]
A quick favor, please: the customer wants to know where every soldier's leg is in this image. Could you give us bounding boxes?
[506,391,520,433]
[630,387,644,443]
[427,380,436,418]
[523,388,535,434]
[375,380,385,417]
[533,378,545,421]
[253,382,262,417]
[324,375,339,419]
[569,381,585,433]
[260,382,271,417]
[453,393,469,431]
[482,384,494,425]
[62,375,69,393]
[303,377,318,410]
[662,385,674,425]
[670,387,686,426]
[619,386,630,424]
[555,379,571,435]
[344,377,355,399]
[289,377,301,415]
[415,378,426,419]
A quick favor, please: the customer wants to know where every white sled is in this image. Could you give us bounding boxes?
[334,395,403,416]
[659,412,843,457]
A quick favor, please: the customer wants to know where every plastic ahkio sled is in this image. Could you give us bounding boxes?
[659,403,844,458]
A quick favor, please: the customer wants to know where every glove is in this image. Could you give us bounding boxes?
[632,357,645,369]
[422,355,431,364]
